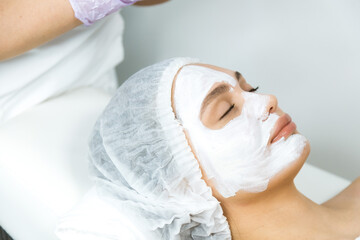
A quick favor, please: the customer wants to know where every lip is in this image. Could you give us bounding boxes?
[269,113,297,144]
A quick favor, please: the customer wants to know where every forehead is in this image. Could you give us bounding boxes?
[185,63,236,80]
[172,63,238,90]
[174,64,237,94]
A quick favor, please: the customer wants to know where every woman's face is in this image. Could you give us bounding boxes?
[171,63,310,198]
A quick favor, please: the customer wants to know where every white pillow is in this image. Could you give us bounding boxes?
[55,186,150,240]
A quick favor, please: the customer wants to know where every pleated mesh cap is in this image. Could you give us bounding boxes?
[88,58,231,239]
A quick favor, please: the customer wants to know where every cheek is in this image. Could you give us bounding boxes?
[182,128,219,189]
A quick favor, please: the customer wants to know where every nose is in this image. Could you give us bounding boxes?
[263,94,278,120]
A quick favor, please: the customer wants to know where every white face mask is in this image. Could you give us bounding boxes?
[173,65,307,198]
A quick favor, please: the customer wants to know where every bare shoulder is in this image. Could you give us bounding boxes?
[343,177,360,199]
[322,177,360,209]
[321,177,360,236]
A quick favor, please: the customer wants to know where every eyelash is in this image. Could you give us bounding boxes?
[249,86,259,92]
[219,86,260,120]
[219,104,235,120]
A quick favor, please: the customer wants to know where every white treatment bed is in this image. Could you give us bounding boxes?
[0,87,351,240]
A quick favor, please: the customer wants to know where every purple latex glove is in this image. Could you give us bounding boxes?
[69,0,140,26]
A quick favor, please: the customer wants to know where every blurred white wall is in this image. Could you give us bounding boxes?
[116,0,360,181]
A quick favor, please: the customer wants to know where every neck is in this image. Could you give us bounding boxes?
[220,180,334,240]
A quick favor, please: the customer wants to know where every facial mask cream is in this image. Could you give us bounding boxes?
[173,65,307,198]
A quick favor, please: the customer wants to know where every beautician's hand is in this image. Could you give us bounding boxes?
[68,0,140,26]
[0,0,168,62]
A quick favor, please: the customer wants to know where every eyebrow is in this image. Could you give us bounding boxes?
[200,83,231,118]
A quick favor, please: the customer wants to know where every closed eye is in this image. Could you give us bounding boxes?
[219,104,235,120]
[218,86,259,121]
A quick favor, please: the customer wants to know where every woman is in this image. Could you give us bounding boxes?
[56,57,360,239]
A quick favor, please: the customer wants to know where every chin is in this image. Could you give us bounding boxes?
[267,136,311,190]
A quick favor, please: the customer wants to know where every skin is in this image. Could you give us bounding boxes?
[0,0,167,61]
[171,63,360,240]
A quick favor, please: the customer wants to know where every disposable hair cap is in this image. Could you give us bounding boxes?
[88,58,231,239]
